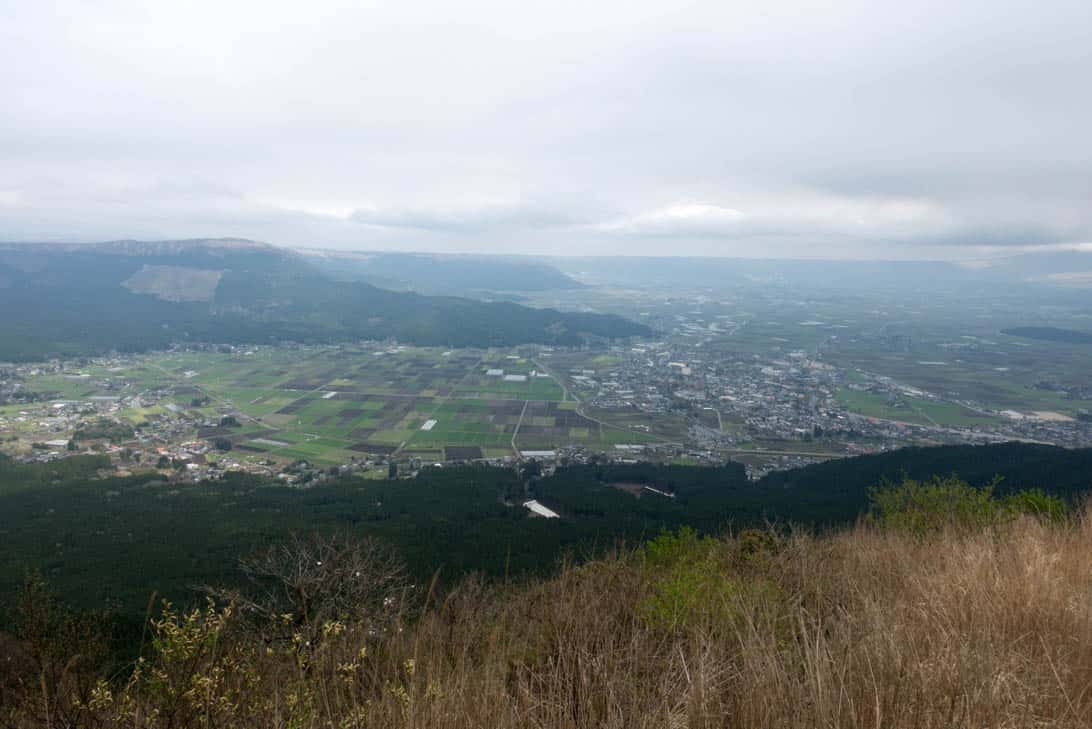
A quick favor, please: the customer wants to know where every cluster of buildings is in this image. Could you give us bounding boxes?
[558,339,1092,475]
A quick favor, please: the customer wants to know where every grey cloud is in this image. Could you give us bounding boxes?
[2,0,1091,259]
[348,203,593,234]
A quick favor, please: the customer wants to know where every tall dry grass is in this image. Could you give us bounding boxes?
[6,508,1092,728]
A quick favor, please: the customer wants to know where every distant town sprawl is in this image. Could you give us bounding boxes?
[3,335,1090,484]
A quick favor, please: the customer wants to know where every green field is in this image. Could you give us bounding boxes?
[836,389,928,425]
[17,345,666,464]
[836,388,999,427]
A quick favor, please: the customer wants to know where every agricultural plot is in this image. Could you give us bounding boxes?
[13,344,669,465]
[836,388,999,427]
[408,399,522,450]
[101,345,659,464]
[454,356,563,400]
[514,401,658,451]
[827,333,1092,418]
[835,389,930,425]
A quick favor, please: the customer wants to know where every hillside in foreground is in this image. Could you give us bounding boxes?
[2,479,1089,728]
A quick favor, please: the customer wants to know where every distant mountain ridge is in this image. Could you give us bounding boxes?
[550,255,1014,292]
[1,237,280,256]
[297,248,583,294]
[0,239,648,361]
[548,252,1092,294]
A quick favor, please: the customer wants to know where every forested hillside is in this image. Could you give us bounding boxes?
[0,240,647,360]
[302,250,582,293]
[1,442,1089,624]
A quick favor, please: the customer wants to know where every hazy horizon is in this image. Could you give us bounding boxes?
[4,235,1090,265]
[3,0,1091,261]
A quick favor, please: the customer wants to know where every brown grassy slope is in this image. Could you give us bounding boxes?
[9,512,1092,728]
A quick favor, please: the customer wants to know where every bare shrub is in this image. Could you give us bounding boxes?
[200,532,415,643]
[1,575,114,729]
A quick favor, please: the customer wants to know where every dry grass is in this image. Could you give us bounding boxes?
[6,510,1092,728]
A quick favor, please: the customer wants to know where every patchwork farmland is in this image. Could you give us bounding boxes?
[115,344,657,464]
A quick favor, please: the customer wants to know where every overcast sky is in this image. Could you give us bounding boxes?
[2,0,1091,259]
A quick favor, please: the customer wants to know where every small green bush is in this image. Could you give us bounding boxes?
[639,528,782,634]
[869,475,1067,535]
[641,528,734,632]
[1002,488,1068,522]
